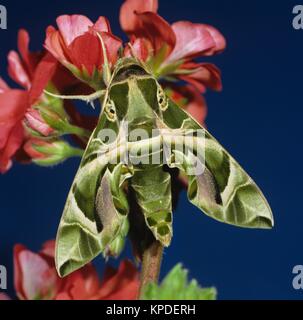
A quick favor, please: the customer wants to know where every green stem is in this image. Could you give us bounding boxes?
[139,240,164,299]
[68,146,85,158]
[66,124,91,139]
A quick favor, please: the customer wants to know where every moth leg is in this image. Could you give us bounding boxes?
[44,89,106,107]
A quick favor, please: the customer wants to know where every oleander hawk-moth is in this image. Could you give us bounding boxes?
[55,58,273,277]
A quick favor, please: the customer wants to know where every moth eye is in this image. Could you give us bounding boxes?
[157,88,169,111]
[105,100,117,122]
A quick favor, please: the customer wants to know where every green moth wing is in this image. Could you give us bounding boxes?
[160,96,274,229]
[55,114,132,277]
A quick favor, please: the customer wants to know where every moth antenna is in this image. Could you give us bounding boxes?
[44,90,106,107]
[96,32,112,87]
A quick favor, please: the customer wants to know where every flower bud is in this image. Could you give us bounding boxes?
[24,109,55,137]
[24,139,83,167]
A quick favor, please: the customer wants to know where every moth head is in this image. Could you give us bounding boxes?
[112,57,150,82]
[106,59,169,133]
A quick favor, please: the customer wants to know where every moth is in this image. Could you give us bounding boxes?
[55,57,273,277]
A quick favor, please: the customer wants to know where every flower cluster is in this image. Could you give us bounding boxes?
[1,241,139,300]
[0,0,225,174]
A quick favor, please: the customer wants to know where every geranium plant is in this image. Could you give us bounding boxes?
[0,0,273,300]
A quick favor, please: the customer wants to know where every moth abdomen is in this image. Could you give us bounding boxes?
[131,164,173,246]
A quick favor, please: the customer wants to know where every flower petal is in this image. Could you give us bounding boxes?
[44,26,69,65]
[58,264,100,300]
[56,15,93,46]
[0,90,28,123]
[69,265,100,300]
[14,245,26,299]
[94,16,111,33]
[17,30,32,73]
[7,51,31,89]
[167,84,207,125]
[0,122,24,173]
[68,32,121,75]
[120,0,158,34]
[55,292,72,300]
[29,52,58,105]
[101,32,123,66]
[25,109,54,137]
[135,12,176,54]
[0,77,9,93]
[166,21,216,63]
[68,32,102,75]
[0,293,11,300]
[201,24,226,55]
[14,245,59,300]
[103,279,139,300]
[0,90,28,149]
[17,29,42,76]
[181,86,207,125]
[40,240,56,259]
[98,260,139,300]
[124,38,151,61]
[179,63,222,92]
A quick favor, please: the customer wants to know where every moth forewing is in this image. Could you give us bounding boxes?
[161,98,274,229]
[55,135,107,277]
[55,105,130,277]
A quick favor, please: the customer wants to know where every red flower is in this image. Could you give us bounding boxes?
[120,0,225,93]
[0,293,11,300]
[0,29,94,173]
[96,261,139,300]
[0,86,28,173]
[178,62,222,94]
[23,139,53,160]
[166,84,208,125]
[14,242,60,300]
[0,30,59,173]
[45,15,122,84]
[13,241,139,300]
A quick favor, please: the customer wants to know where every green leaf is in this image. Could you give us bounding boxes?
[141,264,217,300]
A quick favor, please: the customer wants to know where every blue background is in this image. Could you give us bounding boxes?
[0,0,302,300]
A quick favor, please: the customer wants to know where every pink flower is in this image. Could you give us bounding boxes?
[0,30,93,173]
[166,84,208,125]
[96,261,139,300]
[0,87,28,173]
[13,241,139,300]
[120,0,225,93]
[0,293,11,300]
[14,242,60,300]
[0,30,59,173]
[45,15,122,83]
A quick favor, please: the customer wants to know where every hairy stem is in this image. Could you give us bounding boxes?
[66,124,91,139]
[139,240,164,299]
